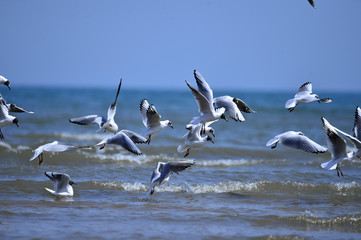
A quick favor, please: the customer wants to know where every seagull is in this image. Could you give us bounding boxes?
[285,82,332,112]
[30,141,78,165]
[213,96,255,122]
[44,172,76,197]
[320,117,355,177]
[193,70,255,122]
[0,75,10,90]
[308,0,316,8]
[177,123,214,158]
[0,94,34,114]
[148,160,195,195]
[0,99,19,139]
[266,131,327,153]
[140,99,173,144]
[94,129,147,155]
[69,79,122,133]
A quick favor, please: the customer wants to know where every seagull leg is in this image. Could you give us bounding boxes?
[338,167,344,177]
[0,129,3,140]
[38,153,44,166]
[146,135,152,145]
[271,142,278,149]
[184,148,190,158]
[288,107,295,112]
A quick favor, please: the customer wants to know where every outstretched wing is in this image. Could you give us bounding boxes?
[140,99,161,128]
[297,82,312,94]
[104,131,142,155]
[321,117,347,159]
[165,160,195,175]
[185,80,213,114]
[281,134,327,153]
[193,70,213,104]
[69,115,106,128]
[352,106,361,140]
[107,78,122,121]
[121,129,148,144]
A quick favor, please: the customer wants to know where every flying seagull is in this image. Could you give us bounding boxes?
[140,99,173,144]
[94,129,147,155]
[70,79,122,133]
[177,123,214,158]
[0,94,34,114]
[30,141,78,165]
[0,99,19,139]
[266,131,327,153]
[44,172,76,197]
[285,82,332,112]
[148,160,195,195]
[320,117,355,177]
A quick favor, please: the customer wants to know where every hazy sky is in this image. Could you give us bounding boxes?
[1,0,360,91]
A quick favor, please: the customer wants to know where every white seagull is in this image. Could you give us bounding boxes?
[0,99,19,139]
[148,160,195,195]
[285,82,332,112]
[140,99,173,144]
[193,70,255,122]
[320,117,356,177]
[177,123,214,158]
[44,172,76,197]
[94,129,147,155]
[266,131,327,153]
[30,141,78,165]
[0,75,10,90]
[69,79,122,133]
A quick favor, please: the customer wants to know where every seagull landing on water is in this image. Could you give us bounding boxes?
[69,79,122,133]
[285,82,332,112]
[320,117,358,177]
[177,123,214,158]
[0,75,10,90]
[44,172,76,197]
[148,160,195,195]
[0,98,19,139]
[140,99,173,144]
[266,131,327,153]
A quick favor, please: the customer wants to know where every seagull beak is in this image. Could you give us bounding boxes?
[69,181,77,186]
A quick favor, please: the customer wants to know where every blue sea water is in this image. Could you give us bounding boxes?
[0,86,361,239]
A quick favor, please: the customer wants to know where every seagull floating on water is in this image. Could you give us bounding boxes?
[70,79,122,133]
[94,129,147,155]
[285,82,332,112]
[148,160,195,195]
[0,99,19,139]
[266,131,327,153]
[320,117,356,177]
[30,141,78,165]
[44,172,76,197]
[140,99,173,144]
[178,123,214,158]
[0,75,10,90]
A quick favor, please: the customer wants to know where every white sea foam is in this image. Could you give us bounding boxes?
[196,159,268,167]
[56,132,107,141]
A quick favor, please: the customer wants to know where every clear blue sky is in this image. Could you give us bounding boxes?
[1,0,360,91]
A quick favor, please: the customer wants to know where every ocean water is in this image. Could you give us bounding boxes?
[0,87,361,239]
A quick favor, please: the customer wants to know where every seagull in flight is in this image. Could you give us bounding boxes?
[0,99,19,139]
[70,79,122,133]
[320,117,357,177]
[0,94,34,114]
[285,82,332,112]
[177,123,214,158]
[140,99,173,144]
[148,160,195,195]
[266,131,327,153]
[30,141,78,165]
[94,129,147,155]
[44,172,76,197]
[0,75,10,90]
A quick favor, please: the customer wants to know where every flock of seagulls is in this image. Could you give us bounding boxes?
[0,71,359,197]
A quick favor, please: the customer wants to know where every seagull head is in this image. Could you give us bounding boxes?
[220,113,228,122]
[69,180,77,186]
[106,122,118,133]
[207,135,214,144]
[4,80,10,90]
[13,118,19,127]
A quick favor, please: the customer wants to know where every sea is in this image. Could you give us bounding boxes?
[0,87,360,239]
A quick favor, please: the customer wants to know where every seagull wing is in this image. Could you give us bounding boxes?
[297,82,312,94]
[69,115,106,128]
[352,106,361,140]
[214,96,245,122]
[0,101,9,118]
[107,79,122,122]
[193,70,214,104]
[120,129,148,144]
[104,131,142,155]
[8,103,34,114]
[321,117,347,159]
[186,80,213,114]
[281,134,327,153]
[43,143,77,153]
[308,0,315,8]
[165,160,195,175]
[30,145,45,161]
[333,125,361,150]
[232,97,255,113]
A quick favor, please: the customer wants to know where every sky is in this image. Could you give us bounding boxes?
[1,0,361,92]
